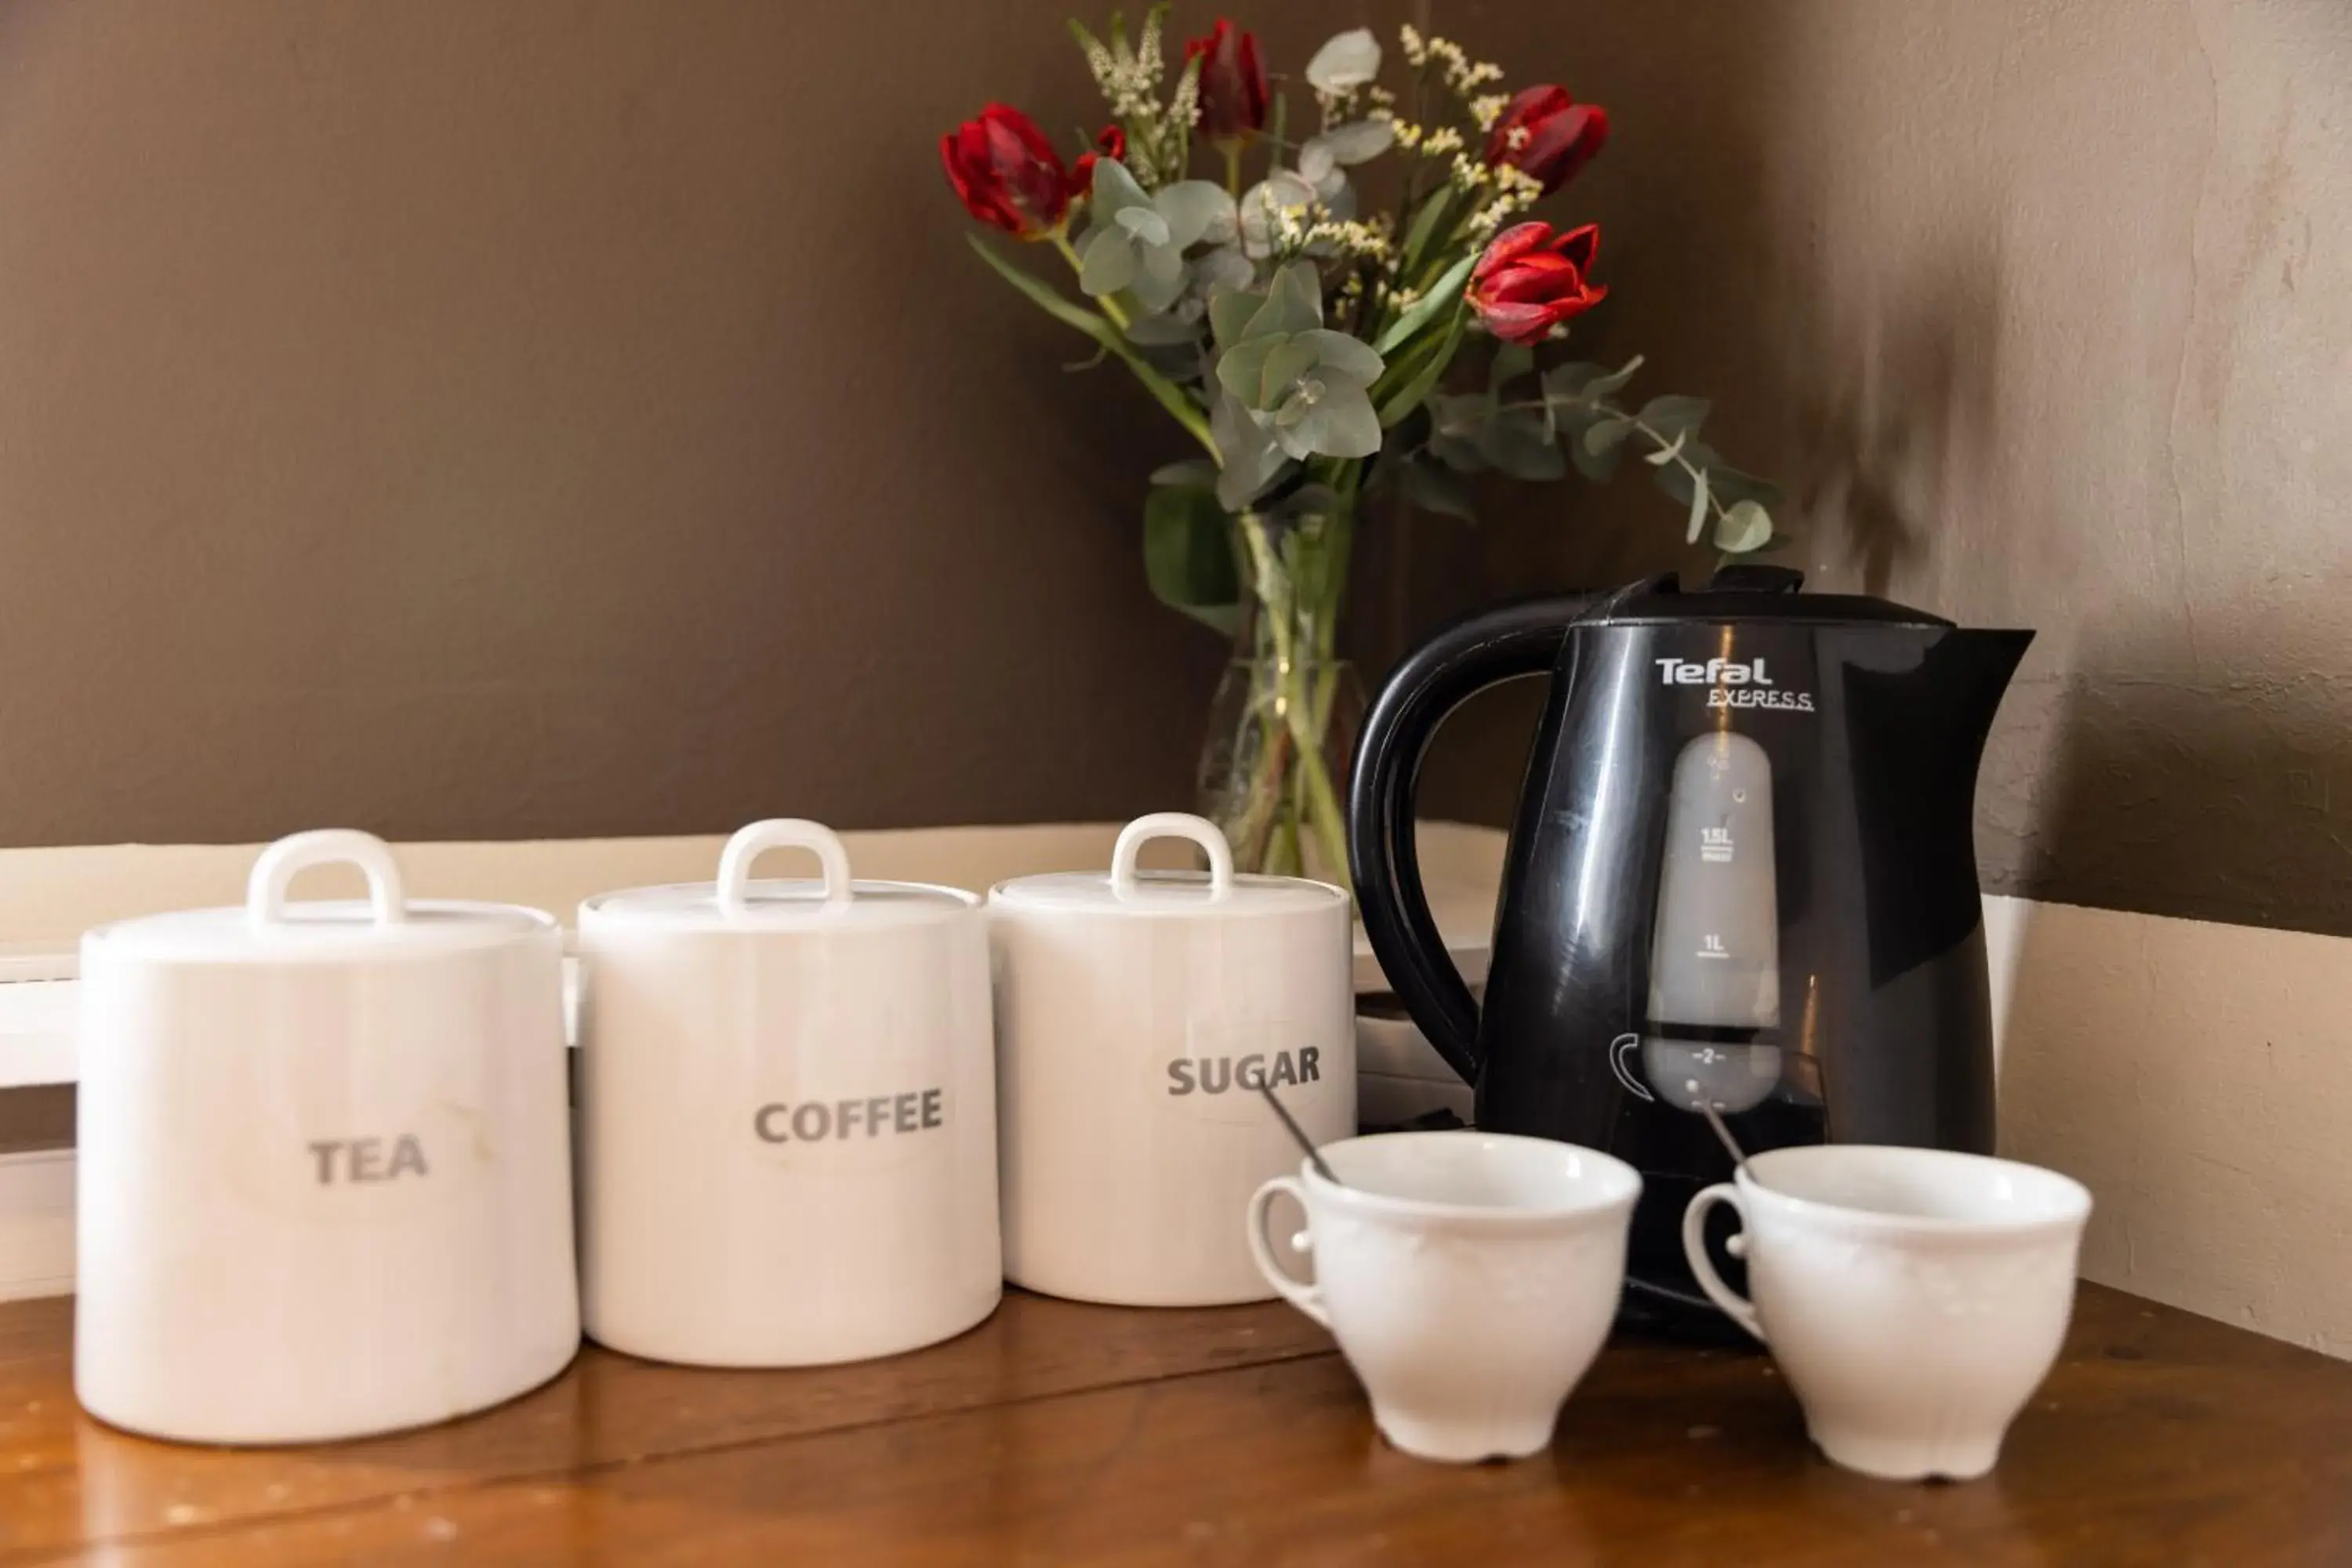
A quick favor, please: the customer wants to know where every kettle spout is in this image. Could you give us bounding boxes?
[1943,627,2034,732]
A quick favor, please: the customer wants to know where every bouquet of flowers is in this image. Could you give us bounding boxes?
[942,13,1777,888]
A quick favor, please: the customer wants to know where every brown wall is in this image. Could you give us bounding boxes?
[0,0,1379,845]
[1408,0,2352,938]
[2,2,2347,935]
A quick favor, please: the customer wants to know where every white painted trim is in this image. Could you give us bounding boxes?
[0,980,76,1091]
[1986,894,2352,1360]
[0,1150,74,1303]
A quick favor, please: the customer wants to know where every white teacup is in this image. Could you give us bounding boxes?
[1247,1131,1641,1464]
[1682,1145,2092,1481]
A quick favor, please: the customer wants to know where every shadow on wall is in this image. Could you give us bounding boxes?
[2027,626,2352,935]
[1779,220,2007,601]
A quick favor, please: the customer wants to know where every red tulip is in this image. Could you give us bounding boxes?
[1186,20,1269,141]
[1483,85,1610,193]
[940,103,1074,238]
[1467,222,1609,345]
[1072,125,1128,193]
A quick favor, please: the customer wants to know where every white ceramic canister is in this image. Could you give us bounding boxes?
[991,812,1354,1306]
[577,819,1000,1367]
[76,830,579,1445]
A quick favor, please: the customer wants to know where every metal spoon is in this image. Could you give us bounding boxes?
[1688,1080,1751,1175]
[1258,1082,1342,1185]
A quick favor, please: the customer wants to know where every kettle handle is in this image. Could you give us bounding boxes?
[1347,597,1588,1083]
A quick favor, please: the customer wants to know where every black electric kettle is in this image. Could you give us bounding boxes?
[1348,568,2033,1330]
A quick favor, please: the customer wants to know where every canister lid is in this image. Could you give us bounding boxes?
[579,819,978,934]
[989,813,1348,919]
[82,829,554,965]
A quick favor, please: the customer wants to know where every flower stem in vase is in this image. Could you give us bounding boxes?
[1198,503,1363,895]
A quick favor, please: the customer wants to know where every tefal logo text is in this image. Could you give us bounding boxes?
[1657,655,1817,711]
[1657,657,1774,686]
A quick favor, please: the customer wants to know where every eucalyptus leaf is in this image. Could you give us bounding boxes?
[1427,389,1495,470]
[1715,499,1774,553]
[1114,205,1171,246]
[1208,286,1261,352]
[1685,466,1711,543]
[1315,388,1383,457]
[1150,457,1219,488]
[1296,328,1384,383]
[1569,427,1624,481]
[1277,386,1382,459]
[1489,341,1534,392]
[1269,483,1342,522]
[1143,482,1243,635]
[1247,261,1323,340]
[1192,246,1254,296]
[1479,407,1566,481]
[1079,228,1140,296]
[1083,165,1234,310]
[1092,157,1152,215]
[1325,118,1395,163]
[1432,429,1487,471]
[1639,394,1711,440]
[1549,398,1608,447]
[1583,416,1636,456]
[1211,392,1289,509]
[1124,310,1201,347]
[1400,458,1478,522]
[1154,181,1236,249]
[1301,119,1394,182]
[1552,354,1646,401]
[1216,339,1278,403]
[1258,339,1322,406]
[1650,455,1697,506]
[1541,361,1607,401]
[1306,164,1352,212]
[1373,252,1476,357]
[1432,391,1496,439]
[1704,464,1784,510]
[1272,413,1318,461]
[1643,430,1689,466]
[1239,172,1316,260]
[1132,240,1187,313]
[1305,27,1381,92]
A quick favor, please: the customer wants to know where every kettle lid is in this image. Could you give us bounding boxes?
[1601,568,1952,628]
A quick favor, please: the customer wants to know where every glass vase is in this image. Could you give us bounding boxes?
[1195,507,1363,890]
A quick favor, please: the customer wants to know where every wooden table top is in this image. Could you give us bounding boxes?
[0,1282,2345,1565]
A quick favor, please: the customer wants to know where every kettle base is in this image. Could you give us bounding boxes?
[1616,1279,1765,1350]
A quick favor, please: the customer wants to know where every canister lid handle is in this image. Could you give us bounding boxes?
[717,819,853,916]
[247,829,408,929]
[1110,812,1234,899]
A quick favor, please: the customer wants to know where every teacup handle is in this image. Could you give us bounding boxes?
[1245,1176,1329,1328]
[1682,1183,1766,1343]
